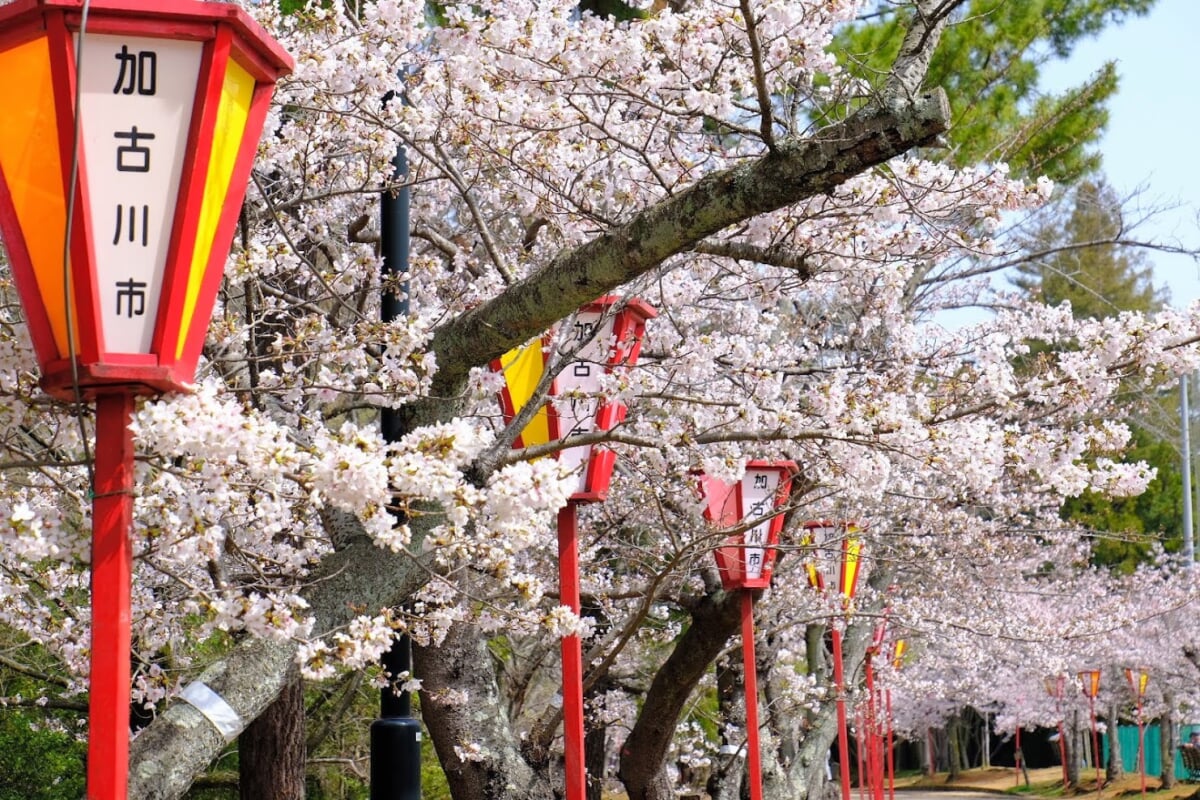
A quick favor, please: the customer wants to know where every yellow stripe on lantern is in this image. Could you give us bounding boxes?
[177,58,254,359]
[0,35,71,357]
[892,639,906,669]
[498,340,551,446]
[840,533,861,602]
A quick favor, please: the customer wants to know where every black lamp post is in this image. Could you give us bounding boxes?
[370,117,422,799]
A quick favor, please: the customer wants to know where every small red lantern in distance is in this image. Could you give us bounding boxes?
[1079,669,1101,698]
[700,461,797,591]
[801,519,863,603]
[0,0,293,400]
[493,296,656,503]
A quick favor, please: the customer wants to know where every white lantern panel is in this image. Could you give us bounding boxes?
[739,468,780,580]
[555,310,617,494]
[79,34,201,354]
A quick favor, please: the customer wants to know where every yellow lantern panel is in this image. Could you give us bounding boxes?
[177,55,254,360]
[497,339,553,448]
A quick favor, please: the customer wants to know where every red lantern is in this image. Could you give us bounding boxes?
[700,461,797,590]
[0,0,292,400]
[493,295,655,502]
[801,519,863,602]
[1079,668,1101,698]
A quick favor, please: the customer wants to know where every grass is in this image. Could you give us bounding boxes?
[899,765,1200,799]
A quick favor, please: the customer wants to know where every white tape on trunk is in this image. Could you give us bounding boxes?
[180,681,242,742]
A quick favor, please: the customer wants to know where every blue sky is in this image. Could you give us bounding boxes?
[1039,0,1200,307]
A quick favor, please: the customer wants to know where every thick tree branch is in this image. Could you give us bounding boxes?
[421,91,950,406]
[618,588,744,800]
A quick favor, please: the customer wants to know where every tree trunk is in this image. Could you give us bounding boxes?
[585,698,607,800]
[1105,702,1124,782]
[239,667,306,800]
[946,714,970,779]
[1162,690,1178,789]
[413,621,554,800]
[1066,714,1081,789]
[619,589,742,800]
[707,652,746,800]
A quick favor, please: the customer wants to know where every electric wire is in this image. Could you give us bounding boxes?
[63,0,96,488]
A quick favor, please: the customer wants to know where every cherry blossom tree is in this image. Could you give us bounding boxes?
[3,1,1200,799]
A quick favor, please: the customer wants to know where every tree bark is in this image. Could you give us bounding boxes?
[239,668,306,800]
[1104,701,1124,782]
[707,651,746,800]
[1066,713,1081,789]
[413,620,554,800]
[1162,690,1177,789]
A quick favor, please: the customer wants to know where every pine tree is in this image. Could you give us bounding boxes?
[833,0,1156,182]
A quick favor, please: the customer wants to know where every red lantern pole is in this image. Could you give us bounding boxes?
[885,689,895,800]
[864,653,876,800]
[558,503,586,800]
[1045,675,1068,790]
[1079,670,1103,791]
[832,627,853,800]
[855,703,866,800]
[742,591,763,800]
[89,392,136,800]
[1125,668,1148,796]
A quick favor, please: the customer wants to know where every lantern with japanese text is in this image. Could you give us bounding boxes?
[493,295,656,502]
[700,461,797,591]
[698,460,796,800]
[801,519,864,604]
[492,295,654,800]
[0,0,292,400]
[0,3,291,798]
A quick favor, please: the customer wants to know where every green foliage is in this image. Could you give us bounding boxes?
[833,0,1156,182]
[1064,428,1184,573]
[0,711,86,800]
[581,0,651,20]
[1009,180,1180,571]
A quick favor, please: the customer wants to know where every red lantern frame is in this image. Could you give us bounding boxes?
[0,0,292,400]
[492,295,655,502]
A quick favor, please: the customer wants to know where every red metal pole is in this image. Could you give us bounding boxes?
[885,690,895,800]
[89,392,136,800]
[1137,696,1146,796]
[558,503,587,800]
[1088,693,1102,791]
[832,628,852,800]
[864,654,878,800]
[856,705,866,800]
[741,591,763,800]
